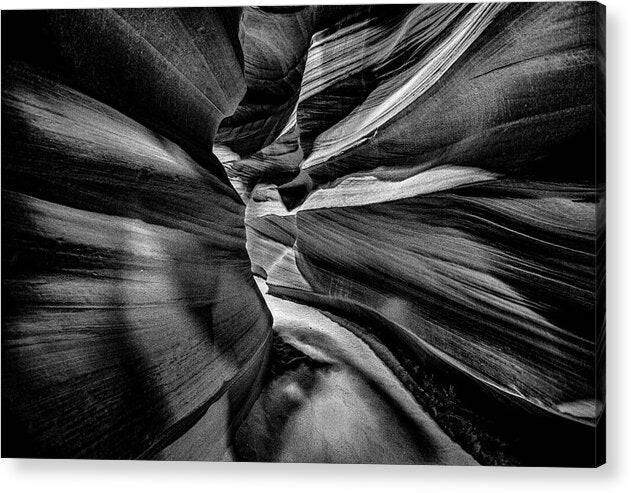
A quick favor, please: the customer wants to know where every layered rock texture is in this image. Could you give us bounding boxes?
[2,9,270,460]
[2,3,605,466]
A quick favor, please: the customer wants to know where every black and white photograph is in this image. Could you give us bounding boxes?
[0,0,615,481]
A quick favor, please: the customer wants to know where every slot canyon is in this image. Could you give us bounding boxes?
[1,3,605,466]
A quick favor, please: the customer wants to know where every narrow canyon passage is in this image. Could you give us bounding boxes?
[234,279,476,464]
[2,3,604,466]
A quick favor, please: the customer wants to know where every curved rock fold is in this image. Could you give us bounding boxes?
[2,3,604,466]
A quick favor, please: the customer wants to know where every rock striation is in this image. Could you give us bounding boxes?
[2,8,271,459]
[228,2,604,466]
[2,3,605,466]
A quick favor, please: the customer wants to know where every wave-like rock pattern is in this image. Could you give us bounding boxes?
[277,2,599,207]
[1,9,271,459]
[293,184,596,408]
[233,2,604,466]
[2,2,605,466]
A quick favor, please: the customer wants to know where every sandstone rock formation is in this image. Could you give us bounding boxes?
[2,9,270,460]
[2,3,605,466]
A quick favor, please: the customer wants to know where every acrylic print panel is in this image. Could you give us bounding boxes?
[1,2,605,466]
